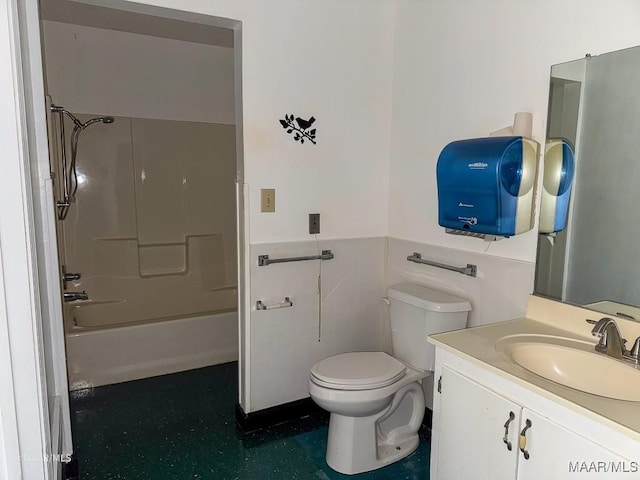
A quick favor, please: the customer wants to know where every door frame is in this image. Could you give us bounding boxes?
[0,0,55,478]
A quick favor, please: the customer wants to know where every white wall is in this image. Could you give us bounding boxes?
[43,21,235,124]
[389,0,640,263]
[386,0,640,328]
[111,0,396,244]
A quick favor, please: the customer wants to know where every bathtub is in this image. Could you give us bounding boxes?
[65,309,238,390]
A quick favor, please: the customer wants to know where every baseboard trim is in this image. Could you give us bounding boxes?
[235,398,328,433]
[62,455,78,480]
[236,400,432,433]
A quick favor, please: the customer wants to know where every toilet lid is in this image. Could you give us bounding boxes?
[310,352,407,390]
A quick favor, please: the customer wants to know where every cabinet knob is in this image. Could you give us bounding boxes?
[502,411,515,451]
[519,419,532,460]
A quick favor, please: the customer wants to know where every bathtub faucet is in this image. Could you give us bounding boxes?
[64,291,89,302]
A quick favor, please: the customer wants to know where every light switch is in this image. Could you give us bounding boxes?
[261,188,275,212]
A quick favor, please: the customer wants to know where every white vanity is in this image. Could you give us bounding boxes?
[429,295,640,479]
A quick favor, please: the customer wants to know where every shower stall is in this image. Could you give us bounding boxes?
[48,102,239,390]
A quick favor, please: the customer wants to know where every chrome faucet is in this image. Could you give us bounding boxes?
[590,317,626,359]
[588,317,640,365]
[63,291,88,302]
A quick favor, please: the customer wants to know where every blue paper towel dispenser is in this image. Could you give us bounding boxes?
[436,136,539,237]
[539,138,575,234]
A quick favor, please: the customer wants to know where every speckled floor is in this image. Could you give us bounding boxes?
[70,362,430,479]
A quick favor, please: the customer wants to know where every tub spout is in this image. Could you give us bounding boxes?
[64,291,88,302]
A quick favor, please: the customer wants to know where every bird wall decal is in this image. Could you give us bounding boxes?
[279,114,317,145]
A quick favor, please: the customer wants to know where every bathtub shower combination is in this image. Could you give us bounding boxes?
[48,102,239,390]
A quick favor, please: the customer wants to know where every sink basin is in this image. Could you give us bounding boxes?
[496,335,640,401]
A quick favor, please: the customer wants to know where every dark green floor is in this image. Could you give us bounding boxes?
[70,362,430,479]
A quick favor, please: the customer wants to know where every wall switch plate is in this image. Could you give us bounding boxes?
[309,213,320,234]
[261,189,275,212]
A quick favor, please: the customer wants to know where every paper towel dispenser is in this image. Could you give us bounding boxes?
[539,138,575,234]
[436,136,539,237]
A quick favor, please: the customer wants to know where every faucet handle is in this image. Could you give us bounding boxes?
[61,265,82,289]
[622,337,640,365]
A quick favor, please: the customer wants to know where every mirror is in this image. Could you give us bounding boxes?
[535,45,640,320]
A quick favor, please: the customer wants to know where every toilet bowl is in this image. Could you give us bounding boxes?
[309,283,471,475]
[309,351,428,474]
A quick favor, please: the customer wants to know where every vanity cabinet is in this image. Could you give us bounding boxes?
[432,355,632,480]
[516,408,626,480]
[435,366,521,480]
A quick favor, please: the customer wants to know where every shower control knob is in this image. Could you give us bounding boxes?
[61,265,81,289]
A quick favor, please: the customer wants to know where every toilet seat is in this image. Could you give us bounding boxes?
[310,352,407,391]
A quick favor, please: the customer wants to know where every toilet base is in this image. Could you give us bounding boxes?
[324,381,425,475]
[376,434,420,468]
[326,414,420,475]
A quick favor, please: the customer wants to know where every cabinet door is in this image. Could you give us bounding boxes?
[435,367,521,480]
[516,408,633,479]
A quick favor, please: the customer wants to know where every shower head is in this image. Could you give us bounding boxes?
[80,116,115,129]
[51,104,115,221]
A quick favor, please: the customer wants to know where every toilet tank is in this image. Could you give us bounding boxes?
[387,283,471,371]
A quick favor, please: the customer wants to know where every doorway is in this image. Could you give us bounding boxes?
[14,0,247,477]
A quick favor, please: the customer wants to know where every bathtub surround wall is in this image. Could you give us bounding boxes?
[59,114,237,325]
[55,114,238,389]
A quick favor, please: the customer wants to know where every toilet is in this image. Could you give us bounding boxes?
[308,283,471,475]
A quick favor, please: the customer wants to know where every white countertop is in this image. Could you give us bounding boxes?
[428,295,640,442]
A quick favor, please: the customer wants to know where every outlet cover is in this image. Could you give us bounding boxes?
[309,213,320,234]
[261,189,275,213]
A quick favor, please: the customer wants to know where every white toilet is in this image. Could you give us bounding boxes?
[308,283,471,475]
